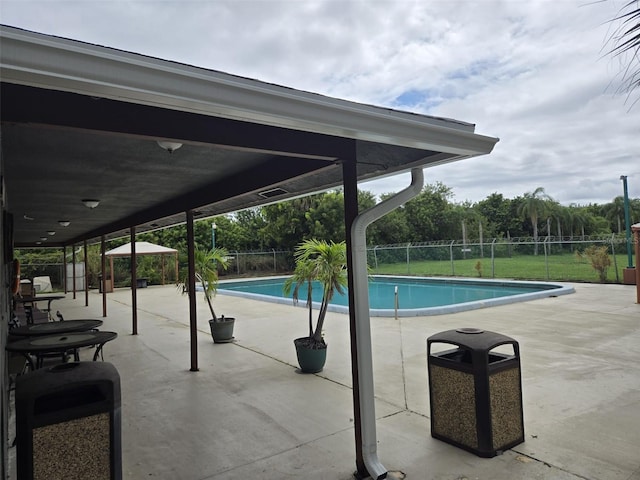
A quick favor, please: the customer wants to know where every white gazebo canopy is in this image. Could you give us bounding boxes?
[104,241,179,286]
[105,241,178,256]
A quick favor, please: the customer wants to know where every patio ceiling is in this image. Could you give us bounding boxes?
[0,25,498,248]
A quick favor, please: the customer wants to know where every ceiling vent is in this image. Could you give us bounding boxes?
[258,187,289,199]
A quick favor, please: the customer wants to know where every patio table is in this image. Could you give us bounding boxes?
[9,319,103,336]
[6,331,117,370]
[14,294,65,322]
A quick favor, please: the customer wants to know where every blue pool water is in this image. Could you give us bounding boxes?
[217,275,574,317]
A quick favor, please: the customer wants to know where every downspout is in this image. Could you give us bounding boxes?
[350,167,424,479]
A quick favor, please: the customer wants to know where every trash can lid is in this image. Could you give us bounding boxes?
[428,328,517,351]
[456,327,484,334]
[16,361,120,399]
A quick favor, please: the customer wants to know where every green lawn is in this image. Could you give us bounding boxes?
[373,253,633,283]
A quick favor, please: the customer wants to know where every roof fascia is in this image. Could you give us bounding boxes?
[0,26,498,157]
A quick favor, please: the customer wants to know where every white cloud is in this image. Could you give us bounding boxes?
[2,0,639,205]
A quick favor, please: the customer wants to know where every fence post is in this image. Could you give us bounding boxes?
[273,248,277,273]
[544,237,549,280]
[406,243,410,274]
[491,238,496,278]
[611,234,619,283]
[450,240,455,276]
[235,251,240,275]
[373,246,379,272]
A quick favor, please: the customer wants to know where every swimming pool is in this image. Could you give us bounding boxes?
[217,275,574,317]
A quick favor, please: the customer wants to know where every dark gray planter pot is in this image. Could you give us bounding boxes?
[209,317,235,343]
[294,337,327,373]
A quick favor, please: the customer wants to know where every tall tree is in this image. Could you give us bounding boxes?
[369,206,410,245]
[304,191,347,241]
[234,209,268,250]
[518,187,552,254]
[601,196,626,233]
[566,204,586,238]
[261,195,319,250]
[403,183,457,241]
[474,193,520,238]
[630,198,640,224]
[547,201,567,238]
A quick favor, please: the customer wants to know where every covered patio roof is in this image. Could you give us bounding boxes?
[1,25,498,248]
[1,24,499,479]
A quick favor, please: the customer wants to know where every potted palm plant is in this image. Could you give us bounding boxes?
[283,239,347,373]
[179,246,234,343]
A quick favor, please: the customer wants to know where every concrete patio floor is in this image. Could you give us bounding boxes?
[8,281,640,479]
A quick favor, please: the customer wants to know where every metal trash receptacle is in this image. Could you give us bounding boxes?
[427,328,524,457]
[16,361,122,480]
[98,275,113,293]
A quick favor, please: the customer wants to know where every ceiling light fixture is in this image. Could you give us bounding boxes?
[82,199,100,209]
[47,231,56,236]
[23,214,34,221]
[157,141,183,153]
[40,237,48,241]
[58,220,71,227]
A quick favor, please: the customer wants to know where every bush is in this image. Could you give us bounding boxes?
[474,260,483,277]
[580,246,612,283]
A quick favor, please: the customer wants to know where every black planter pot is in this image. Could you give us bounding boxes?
[208,317,235,343]
[294,337,327,373]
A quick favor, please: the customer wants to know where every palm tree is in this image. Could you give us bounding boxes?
[180,246,229,321]
[283,257,316,339]
[602,196,626,233]
[606,1,640,106]
[284,239,347,346]
[548,201,567,239]
[569,204,591,239]
[518,187,552,255]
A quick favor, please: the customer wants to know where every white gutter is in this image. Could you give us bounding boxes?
[350,167,424,479]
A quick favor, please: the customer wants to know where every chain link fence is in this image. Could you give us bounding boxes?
[19,235,635,289]
[17,262,66,291]
[223,249,294,277]
[368,235,634,282]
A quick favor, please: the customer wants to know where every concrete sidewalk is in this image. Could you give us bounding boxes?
[9,282,640,479]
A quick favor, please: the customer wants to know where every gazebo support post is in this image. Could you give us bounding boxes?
[187,210,198,372]
[131,227,138,335]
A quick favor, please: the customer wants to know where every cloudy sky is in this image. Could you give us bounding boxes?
[2,0,639,206]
